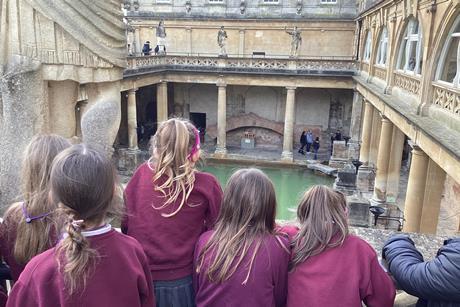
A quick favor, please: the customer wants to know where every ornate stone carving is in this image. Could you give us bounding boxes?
[374,66,387,80]
[285,26,302,58]
[217,26,228,57]
[394,72,421,95]
[296,0,303,14]
[432,83,460,117]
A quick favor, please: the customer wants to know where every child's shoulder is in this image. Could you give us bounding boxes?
[111,230,145,253]
[277,225,299,239]
[195,171,219,184]
[344,234,377,256]
[18,248,57,283]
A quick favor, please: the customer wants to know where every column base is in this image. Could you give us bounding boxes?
[369,197,386,207]
[214,147,227,158]
[281,151,293,162]
[356,166,375,192]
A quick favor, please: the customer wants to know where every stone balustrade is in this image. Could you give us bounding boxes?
[374,65,387,80]
[394,71,421,96]
[432,82,460,117]
[125,54,357,77]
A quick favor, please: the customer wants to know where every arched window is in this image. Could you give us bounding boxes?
[397,18,423,75]
[375,27,388,66]
[436,15,460,87]
[363,31,372,62]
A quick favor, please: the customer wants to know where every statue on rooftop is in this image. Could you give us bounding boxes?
[217,26,228,57]
[0,0,126,208]
[156,20,167,55]
[285,26,302,58]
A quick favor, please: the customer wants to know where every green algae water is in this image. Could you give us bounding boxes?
[199,162,334,221]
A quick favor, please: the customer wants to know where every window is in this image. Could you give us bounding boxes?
[209,0,224,2]
[263,0,279,3]
[156,0,171,3]
[363,31,372,62]
[376,27,388,66]
[436,15,460,86]
[397,18,423,75]
[321,0,337,3]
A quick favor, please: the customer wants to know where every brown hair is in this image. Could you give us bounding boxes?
[51,144,118,295]
[149,118,199,217]
[196,168,279,284]
[290,185,348,271]
[3,134,71,264]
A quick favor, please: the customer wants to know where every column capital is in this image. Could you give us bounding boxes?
[128,88,138,94]
[286,86,297,91]
[408,141,426,156]
[216,78,227,87]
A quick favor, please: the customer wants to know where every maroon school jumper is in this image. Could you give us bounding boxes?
[122,162,223,281]
[6,229,154,307]
[0,219,24,282]
[193,231,290,307]
[282,226,395,307]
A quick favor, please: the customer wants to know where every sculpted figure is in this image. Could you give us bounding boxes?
[217,26,228,57]
[156,20,167,54]
[0,0,126,207]
[285,26,302,58]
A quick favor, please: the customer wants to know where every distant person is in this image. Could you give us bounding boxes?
[383,234,460,306]
[282,186,395,307]
[142,41,152,56]
[335,129,342,141]
[194,168,289,307]
[298,130,306,155]
[154,45,159,55]
[313,137,320,160]
[122,118,223,307]
[7,145,155,306]
[306,130,314,153]
[0,135,71,282]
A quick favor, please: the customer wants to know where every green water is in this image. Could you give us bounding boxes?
[199,162,334,221]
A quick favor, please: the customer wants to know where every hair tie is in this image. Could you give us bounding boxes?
[21,202,51,224]
[71,219,84,230]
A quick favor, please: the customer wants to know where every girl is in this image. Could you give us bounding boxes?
[0,134,71,281]
[7,144,154,307]
[122,118,223,306]
[194,168,289,307]
[283,185,395,307]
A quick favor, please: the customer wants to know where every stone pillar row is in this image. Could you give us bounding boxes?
[359,101,374,165]
[372,116,393,204]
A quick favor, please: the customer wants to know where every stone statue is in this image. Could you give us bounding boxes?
[156,20,167,54]
[285,26,302,58]
[0,0,126,208]
[217,26,228,57]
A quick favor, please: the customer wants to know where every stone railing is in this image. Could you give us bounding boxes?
[374,66,387,80]
[125,55,357,76]
[432,82,460,117]
[394,71,421,95]
[361,62,369,73]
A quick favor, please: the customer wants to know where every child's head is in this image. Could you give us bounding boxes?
[290,185,348,270]
[150,118,200,217]
[51,144,117,294]
[9,134,71,264]
[197,168,276,283]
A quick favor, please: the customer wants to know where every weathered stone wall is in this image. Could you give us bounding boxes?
[437,175,460,236]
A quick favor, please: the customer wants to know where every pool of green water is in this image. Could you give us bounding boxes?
[199,162,334,221]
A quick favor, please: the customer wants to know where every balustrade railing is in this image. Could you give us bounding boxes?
[373,66,387,80]
[393,71,421,95]
[125,54,357,74]
[432,82,460,117]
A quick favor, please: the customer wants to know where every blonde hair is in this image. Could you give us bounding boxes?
[149,118,199,217]
[196,168,282,284]
[290,185,348,271]
[3,134,70,264]
[51,144,118,295]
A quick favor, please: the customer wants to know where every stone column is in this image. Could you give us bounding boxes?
[419,159,446,234]
[403,145,429,232]
[134,27,141,55]
[127,89,138,150]
[372,116,393,203]
[359,101,373,164]
[368,109,382,167]
[386,127,405,202]
[156,81,168,123]
[186,27,192,55]
[215,81,227,156]
[239,29,245,57]
[281,86,296,161]
[349,90,363,143]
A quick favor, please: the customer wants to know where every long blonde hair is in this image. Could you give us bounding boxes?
[149,118,198,217]
[196,168,282,284]
[52,144,118,295]
[290,185,348,271]
[2,134,71,264]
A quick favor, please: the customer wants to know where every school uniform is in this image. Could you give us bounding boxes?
[282,227,395,307]
[122,162,223,305]
[193,231,290,307]
[6,226,155,307]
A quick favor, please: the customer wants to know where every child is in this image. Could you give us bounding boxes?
[0,134,71,281]
[7,144,154,307]
[194,168,289,307]
[283,185,395,307]
[313,137,320,160]
[122,118,223,306]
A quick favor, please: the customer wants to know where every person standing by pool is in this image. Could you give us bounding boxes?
[313,137,320,160]
[122,118,223,307]
[282,186,395,307]
[298,130,307,155]
[306,130,314,153]
[194,168,289,307]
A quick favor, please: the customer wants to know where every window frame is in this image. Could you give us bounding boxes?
[396,18,423,76]
[363,31,372,63]
[435,15,460,87]
[375,27,389,67]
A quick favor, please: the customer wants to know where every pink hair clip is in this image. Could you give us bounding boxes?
[71,219,84,230]
[187,128,201,161]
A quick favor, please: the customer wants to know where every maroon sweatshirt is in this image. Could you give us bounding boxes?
[0,219,24,282]
[122,162,223,281]
[193,231,290,307]
[6,229,154,307]
[282,226,395,307]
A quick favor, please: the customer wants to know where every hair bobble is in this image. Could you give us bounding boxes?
[71,219,84,230]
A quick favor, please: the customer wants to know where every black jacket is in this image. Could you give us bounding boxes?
[383,234,460,307]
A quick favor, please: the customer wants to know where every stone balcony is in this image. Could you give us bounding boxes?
[124,54,357,78]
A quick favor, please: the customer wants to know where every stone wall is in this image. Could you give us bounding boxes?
[437,175,460,236]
